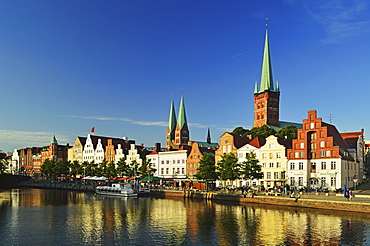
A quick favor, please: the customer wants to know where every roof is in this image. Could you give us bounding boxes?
[248,137,266,148]
[322,122,354,161]
[194,141,219,148]
[340,131,363,150]
[177,95,187,129]
[51,136,58,145]
[269,121,303,132]
[255,26,278,94]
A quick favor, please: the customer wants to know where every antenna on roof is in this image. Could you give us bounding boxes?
[329,114,335,124]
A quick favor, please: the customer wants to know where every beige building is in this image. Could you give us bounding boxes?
[259,135,291,189]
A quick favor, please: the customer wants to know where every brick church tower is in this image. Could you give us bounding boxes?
[253,25,280,128]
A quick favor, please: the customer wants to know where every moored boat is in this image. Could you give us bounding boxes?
[96,183,138,197]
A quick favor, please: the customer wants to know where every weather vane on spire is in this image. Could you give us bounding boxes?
[266,18,268,27]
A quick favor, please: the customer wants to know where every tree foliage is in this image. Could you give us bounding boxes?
[276,124,298,139]
[217,153,240,182]
[195,153,218,180]
[250,125,276,139]
[231,126,250,137]
[239,151,263,181]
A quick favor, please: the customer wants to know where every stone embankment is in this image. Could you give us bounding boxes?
[17,180,370,213]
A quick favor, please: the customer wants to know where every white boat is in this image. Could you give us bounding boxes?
[95,183,138,197]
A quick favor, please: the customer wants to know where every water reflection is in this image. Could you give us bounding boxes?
[0,189,370,245]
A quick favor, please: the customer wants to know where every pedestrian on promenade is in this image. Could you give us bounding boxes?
[345,189,350,201]
[349,189,353,201]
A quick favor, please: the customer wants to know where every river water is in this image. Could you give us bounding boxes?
[0,189,370,245]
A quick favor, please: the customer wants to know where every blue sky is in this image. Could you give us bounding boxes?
[1,0,370,152]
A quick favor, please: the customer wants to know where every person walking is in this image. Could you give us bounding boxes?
[345,189,350,201]
[349,189,353,201]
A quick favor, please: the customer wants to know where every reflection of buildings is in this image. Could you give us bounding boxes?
[2,189,369,245]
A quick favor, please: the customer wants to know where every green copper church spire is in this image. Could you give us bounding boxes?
[51,135,58,145]
[259,25,274,93]
[177,95,187,129]
[167,99,177,146]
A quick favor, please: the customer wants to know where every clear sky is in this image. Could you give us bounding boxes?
[1,0,370,153]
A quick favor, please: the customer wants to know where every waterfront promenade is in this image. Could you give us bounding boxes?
[16,179,370,213]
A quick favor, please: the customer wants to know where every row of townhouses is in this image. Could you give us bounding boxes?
[5,25,369,191]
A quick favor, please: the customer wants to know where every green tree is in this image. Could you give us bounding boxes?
[129,160,139,177]
[54,160,69,177]
[250,125,276,138]
[116,157,130,177]
[138,158,156,178]
[231,126,250,137]
[195,153,218,180]
[68,160,80,177]
[195,153,218,190]
[276,124,298,139]
[105,162,117,178]
[41,158,55,177]
[240,151,263,182]
[217,153,240,186]
[0,151,7,174]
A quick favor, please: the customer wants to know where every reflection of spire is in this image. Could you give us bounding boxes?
[207,128,211,144]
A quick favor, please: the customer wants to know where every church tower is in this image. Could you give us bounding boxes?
[174,95,189,146]
[166,99,177,149]
[253,24,280,128]
[50,135,58,161]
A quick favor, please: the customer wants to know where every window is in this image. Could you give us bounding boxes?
[326,151,331,157]
[269,153,273,159]
[166,160,169,164]
[161,168,164,174]
[311,162,316,170]
[263,163,267,168]
[274,172,278,179]
[295,152,299,158]
[290,177,295,186]
[182,168,184,174]
[331,161,336,169]
[269,143,274,149]
[299,162,303,170]
[269,163,274,168]
[227,145,231,153]
[267,172,271,179]
[262,153,267,159]
[166,168,169,174]
[300,152,304,158]
[290,162,295,170]
[331,177,336,186]
[222,146,226,153]
[276,152,281,158]
[298,177,303,186]
[311,143,316,150]
[321,162,326,170]
[320,151,325,157]
[300,143,304,149]
[320,141,325,148]
[321,177,326,186]
[310,122,315,129]
[276,162,281,168]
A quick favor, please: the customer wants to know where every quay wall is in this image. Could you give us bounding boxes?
[16,181,370,213]
[151,190,370,213]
